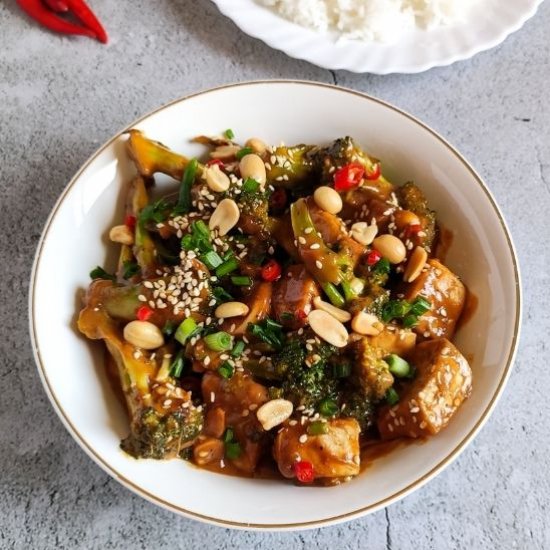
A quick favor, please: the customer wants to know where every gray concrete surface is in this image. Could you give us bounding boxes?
[1,0,549,548]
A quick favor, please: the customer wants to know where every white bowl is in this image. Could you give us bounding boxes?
[212,0,544,74]
[29,81,521,530]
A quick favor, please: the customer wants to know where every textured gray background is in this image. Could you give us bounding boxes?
[1,0,549,548]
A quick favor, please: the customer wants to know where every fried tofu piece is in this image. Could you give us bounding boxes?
[402,259,465,341]
[377,338,472,440]
[367,327,417,356]
[272,264,320,329]
[274,418,361,479]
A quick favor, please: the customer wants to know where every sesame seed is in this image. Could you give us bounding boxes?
[315,260,323,269]
[299,434,308,444]
[310,243,320,250]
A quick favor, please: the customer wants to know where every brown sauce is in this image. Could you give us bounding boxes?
[360,438,414,472]
[435,224,453,263]
[457,290,479,330]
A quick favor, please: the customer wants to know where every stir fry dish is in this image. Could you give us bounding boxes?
[78,129,473,485]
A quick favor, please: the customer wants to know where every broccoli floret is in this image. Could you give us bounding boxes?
[341,392,375,433]
[397,182,436,250]
[236,187,271,237]
[281,340,339,409]
[348,286,390,318]
[266,144,317,188]
[121,405,203,460]
[352,339,394,400]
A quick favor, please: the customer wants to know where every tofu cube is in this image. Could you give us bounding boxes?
[402,259,466,341]
[377,338,472,439]
[274,418,361,479]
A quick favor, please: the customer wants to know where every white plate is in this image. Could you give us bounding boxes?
[30,81,521,530]
[212,0,544,73]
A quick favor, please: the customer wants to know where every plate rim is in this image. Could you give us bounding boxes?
[211,0,545,74]
[28,80,522,530]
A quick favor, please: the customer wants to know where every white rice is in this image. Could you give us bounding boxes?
[259,0,475,42]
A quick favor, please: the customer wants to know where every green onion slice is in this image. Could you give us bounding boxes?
[231,275,252,286]
[204,331,233,352]
[307,421,329,436]
[216,257,239,278]
[319,398,338,417]
[218,361,234,379]
[385,387,400,406]
[177,158,197,215]
[384,354,412,378]
[174,317,200,346]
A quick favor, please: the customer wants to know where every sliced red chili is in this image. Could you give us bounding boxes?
[124,214,136,231]
[206,158,225,169]
[404,223,422,239]
[261,259,282,282]
[136,305,153,321]
[65,0,108,43]
[294,460,315,483]
[334,163,365,192]
[295,309,307,322]
[269,188,287,214]
[366,250,382,266]
[365,162,381,181]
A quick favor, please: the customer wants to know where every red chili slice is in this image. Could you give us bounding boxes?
[334,163,365,191]
[365,162,381,181]
[294,460,315,483]
[295,309,307,322]
[206,158,225,170]
[124,214,136,232]
[366,250,382,266]
[261,259,282,282]
[404,223,422,239]
[136,305,153,321]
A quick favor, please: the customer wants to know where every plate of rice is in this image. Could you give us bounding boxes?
[211,0,544,73]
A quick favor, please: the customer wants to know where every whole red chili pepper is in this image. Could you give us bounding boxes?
[65,0,108,44]
[17,0,96,39]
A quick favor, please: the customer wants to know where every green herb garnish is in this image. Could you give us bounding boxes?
[319,398,338,417]
[89,266,115,281]
[174,317,201,345]
[242,178,260,193]
[385,387,400,406]
[122,260,140,279]
[248,318,285,349]
[215,257,239,278]
[174,158,197,215]
[169,350,185,378]
[307,421,329,436]
[384,354,412,378]
[231,275,252,286]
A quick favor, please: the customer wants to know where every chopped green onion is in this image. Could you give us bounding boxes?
[174,317,200,346]
[89,266,115,281]
[381,300,411,323]
[162,320,176,337]
[319,398,338,417]
[216,257,239,278]
[385,387,400,406]
[231,275,252,286]
[223,428,234,443]
[181,233,194,251]
[176,158,197,215]
[231,340,245,357]
[201,250,224,270]
[225,441,242,460]
[204,331,233,352]
[341,279,359,302]
[235,146,253,160]
[218,361,234,379]
[322,282,345,309]
[212,286,234,303]
[402,314,419,328]
[248,318,285,349]
[384,354,412,378]
[372,257,391,275]
[410,296,431,316]
[224,128,235,140]
[169,351,185,378]
[122,260,140,279]
[242,178,260,193]
[333,363,352,378]
[307,421,328,436]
